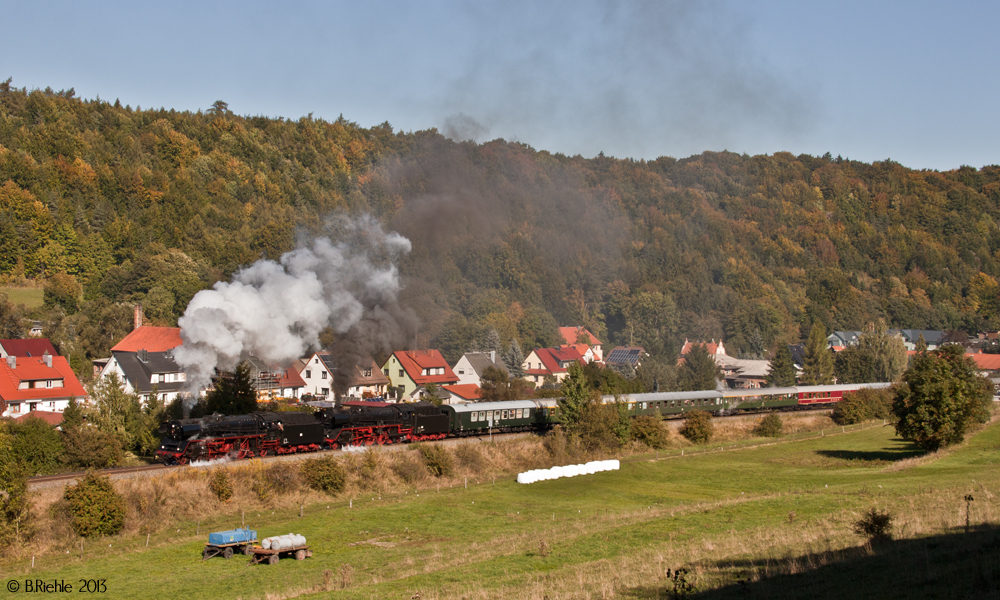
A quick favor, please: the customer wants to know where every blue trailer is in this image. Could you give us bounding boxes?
[203,528,257,560]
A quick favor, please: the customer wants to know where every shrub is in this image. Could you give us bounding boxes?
[679,410,714,444]
[631,415,669,449]
[453,443,486,472]
[261,462,300,494]
[853,507,893,542]
[8,415,65,475]
[418,444,453,478]
[392,452,425,484]
[302,456,347,495]
[209,469,233,502]
[832,388,894,425]
[63,471,126,537]
[62,426,124,469]
[753,413,784,438]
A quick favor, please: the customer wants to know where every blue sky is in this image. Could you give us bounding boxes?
[3,0,997,170]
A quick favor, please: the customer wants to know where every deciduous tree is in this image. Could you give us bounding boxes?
[892,344,993,451]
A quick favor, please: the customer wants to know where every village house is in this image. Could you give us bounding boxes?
[295,352,337,401]
[558,327,604,362]
[441,383,481,404]
[605,346,647,371]
[453,351,506,386]
[341,358,391,399]
[0,338,58,359]
[0,352,88,418]
[521,346,585,385]
[96,325,186,405]
[381,349,459,400]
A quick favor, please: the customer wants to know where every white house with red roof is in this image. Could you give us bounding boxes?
[0,353,88,418]
[521,346,585,385]
[381,350,459,400]
[680,339,727,357]
[441,383,481,404]
[558,327,603,362]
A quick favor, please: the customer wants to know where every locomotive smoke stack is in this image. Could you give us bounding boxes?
[174,214,417,405]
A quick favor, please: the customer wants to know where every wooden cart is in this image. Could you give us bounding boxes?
[247,545,312,565]
[203,540,255,560]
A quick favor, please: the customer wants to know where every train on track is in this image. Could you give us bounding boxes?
[155,382,891,465]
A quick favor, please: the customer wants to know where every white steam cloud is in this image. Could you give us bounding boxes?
[174,215,413,397]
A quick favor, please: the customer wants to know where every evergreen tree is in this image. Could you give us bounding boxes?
[61,396,85,430]
[892,344,993,451]
[483,328,502,355]
[801,322,835,385]
[765,345,797,387]
[915,333,929,353]
[678,344,722,391]
[206,362,258,415]
[504,339,525,378]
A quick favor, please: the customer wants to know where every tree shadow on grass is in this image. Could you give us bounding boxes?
[623,525,1000,600]
[814,443,925,464]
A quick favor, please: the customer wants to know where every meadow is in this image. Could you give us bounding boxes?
[0,286,43,309]
[5,417,1000,599]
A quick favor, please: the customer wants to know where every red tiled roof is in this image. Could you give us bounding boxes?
[0,339,58,357]
[971,354,1000,371]
[443,384,481,400]
[534,346,584,375]
[14,410,64,426]
[112,327,183,352]
[680,340,723,355]
[0,355,88,402]
[394,350,459,385]
[559,327,602,346]
[277,366,306,388]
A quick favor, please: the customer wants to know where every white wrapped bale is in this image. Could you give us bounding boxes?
[610,459,620,470]
[262,538,271,549]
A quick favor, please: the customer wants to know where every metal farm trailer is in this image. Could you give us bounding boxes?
[203,528,257,560]
[248,545,312,565]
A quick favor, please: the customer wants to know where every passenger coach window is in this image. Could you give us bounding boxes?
[472,412,478,422]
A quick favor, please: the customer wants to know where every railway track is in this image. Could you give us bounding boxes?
[28,408,833,489]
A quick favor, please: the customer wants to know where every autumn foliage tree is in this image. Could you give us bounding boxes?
[892,344,993,451]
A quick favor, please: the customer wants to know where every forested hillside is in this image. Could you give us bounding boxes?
[2,82,999,376]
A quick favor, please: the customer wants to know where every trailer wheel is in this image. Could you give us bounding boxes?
[268,554,279,565]
[223,547,233,559]
[243,544,254,555]
[294,549,306,560]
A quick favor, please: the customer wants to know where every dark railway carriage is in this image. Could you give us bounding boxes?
[441,399,559,435]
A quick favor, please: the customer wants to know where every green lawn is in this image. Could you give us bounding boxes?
[6,423,1000,599]
[1,286,44,309]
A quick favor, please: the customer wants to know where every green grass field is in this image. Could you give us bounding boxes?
[0,286,44,309]
[6,423,1000,599]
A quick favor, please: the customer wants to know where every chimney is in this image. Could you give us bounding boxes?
[6,355,14,369]
[489,350,496,363]
[43,353,52,368]
[134,304,143,331]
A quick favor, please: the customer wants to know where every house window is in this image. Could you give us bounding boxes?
[384,369,389,376]
[321,388,329,396]
[29,403,37,411]
[421,369,428,376]
[321,371,327,379]
[46,380,52,388]
[9,403,19,413]
[315,358,320,364]
[458,369,464,375]
[398,370,404,377]
[363,368,372,377]
[305,370,311,378]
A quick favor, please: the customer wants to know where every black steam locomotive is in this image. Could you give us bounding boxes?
[155,401,449,464]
